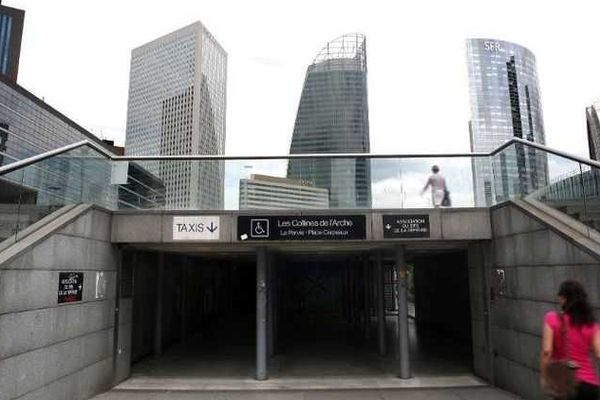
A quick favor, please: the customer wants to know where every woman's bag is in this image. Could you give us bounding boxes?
[441,189,451,207]
[543,313,579,399]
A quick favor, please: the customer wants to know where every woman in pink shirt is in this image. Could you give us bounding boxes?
[541,280,600,399]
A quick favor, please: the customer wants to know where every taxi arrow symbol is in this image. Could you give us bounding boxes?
[207,222,218,233]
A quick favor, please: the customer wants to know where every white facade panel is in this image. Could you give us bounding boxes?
[239,176,329,210]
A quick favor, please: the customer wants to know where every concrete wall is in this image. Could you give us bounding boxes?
[468,241,493,381]
[489,202,600,400]
[129,251,159,363]
[0,207,127,400]
[127,252,230,364]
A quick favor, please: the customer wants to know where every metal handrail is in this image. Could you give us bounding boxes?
[1,137,599,176]
[491,138,600,169]
[0,140,116,175]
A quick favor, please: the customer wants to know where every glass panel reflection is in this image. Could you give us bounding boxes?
[0,141,599,242]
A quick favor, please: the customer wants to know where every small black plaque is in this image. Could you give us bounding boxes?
[383,215,430,238]
[58,272,83,304]
[237,215,366,241]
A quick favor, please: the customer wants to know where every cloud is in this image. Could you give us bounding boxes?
[250,56,284,68]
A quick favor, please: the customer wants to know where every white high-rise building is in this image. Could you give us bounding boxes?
[239,174,329,210]
[125,22,227,209]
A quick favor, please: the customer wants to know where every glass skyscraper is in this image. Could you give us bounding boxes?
[0,4,23,82]
[287,33,371,209]
[125,22,227,210]
[586,103,600,161]
[466,39,547,206]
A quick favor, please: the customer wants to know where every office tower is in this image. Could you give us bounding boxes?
[466,39,547,206]
[586,104,600,161]
[239,174,329,210]
[287,33,371,208]
[0,3,23,82]
[125,22,227,209]
[0,77,164,210]
[0,77,114,165]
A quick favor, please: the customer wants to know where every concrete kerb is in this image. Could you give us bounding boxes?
[111,375,488,392]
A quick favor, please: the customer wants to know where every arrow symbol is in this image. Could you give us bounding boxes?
[207,222,218,233]
[385,224,391,230]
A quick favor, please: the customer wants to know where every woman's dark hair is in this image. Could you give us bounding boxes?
[432,165,440,173]
[558,280,596,326]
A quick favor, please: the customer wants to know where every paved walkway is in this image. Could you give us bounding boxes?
[93,387,521,399]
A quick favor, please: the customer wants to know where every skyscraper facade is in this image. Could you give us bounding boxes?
[0,77,114,166]
[466,39,547,206]
[125,22,227,209]
[287,33,371,209]
[0,3,23,82]
[586,104,600,161]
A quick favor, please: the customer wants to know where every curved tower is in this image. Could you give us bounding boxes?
[466,38,547,206]
[287,33,371,208]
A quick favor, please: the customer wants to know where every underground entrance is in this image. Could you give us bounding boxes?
[122,247,474,381]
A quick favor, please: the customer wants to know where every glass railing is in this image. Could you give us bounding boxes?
[491,142,600,233]
[0,145,117,242]
[1,139,599,243]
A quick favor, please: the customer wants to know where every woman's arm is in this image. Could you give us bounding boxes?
[540,323,554,379]
[593,327,600,360]
[421,178,431,195]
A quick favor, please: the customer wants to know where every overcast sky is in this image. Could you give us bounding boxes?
[11,0,600,158]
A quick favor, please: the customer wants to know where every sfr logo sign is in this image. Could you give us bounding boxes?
[484,41,502,52]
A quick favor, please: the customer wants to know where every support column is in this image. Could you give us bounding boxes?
[273,256,279,355]
[363,257,370,340]
[180,257,189,343]
[154,253,165,358]
[376,251,386,356]
[267,253,275,358]
[346,264,353,324]
[395,246,411,378]
[351,261,358,330]
[256,247,268,380]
